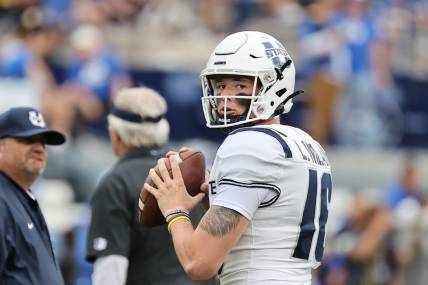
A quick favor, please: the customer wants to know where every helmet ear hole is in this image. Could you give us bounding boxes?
[275,88,287,97]
[270,101,275,106]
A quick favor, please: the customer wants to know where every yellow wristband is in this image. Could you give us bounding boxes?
[167,215,190,233]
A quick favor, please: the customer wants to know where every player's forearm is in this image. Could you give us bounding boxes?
[170,220,219,281]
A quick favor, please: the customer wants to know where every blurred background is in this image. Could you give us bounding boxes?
[0,0,427,284]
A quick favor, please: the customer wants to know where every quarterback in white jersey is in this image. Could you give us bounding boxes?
[144,31,332,285]
[209,124,331,284]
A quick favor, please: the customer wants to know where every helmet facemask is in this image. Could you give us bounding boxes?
[201,74,274,131]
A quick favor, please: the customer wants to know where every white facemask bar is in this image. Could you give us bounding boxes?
[201,71,277,128]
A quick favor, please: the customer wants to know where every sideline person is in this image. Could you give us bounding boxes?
[0,106,66,285]
[86,87,216,285]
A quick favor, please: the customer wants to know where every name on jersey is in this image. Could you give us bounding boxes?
[296,140,329,166]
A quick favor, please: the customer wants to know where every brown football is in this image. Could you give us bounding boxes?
[138,149,206,227]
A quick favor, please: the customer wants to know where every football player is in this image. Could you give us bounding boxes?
[145,31,333,285]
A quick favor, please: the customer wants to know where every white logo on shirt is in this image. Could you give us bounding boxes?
[27,222,34,230]
[29,111,46,128]
[93,237,108,251]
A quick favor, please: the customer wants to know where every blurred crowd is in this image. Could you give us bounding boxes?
[319,157,428,285]
[0,0,427,285]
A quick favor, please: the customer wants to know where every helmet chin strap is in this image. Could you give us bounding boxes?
[221,114,257,134]
[216,94,256,134]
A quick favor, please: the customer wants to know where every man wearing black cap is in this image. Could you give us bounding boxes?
[86,87,216,285]
[0,107,65,285]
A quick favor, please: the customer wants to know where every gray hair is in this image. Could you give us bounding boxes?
[108,87,170,148]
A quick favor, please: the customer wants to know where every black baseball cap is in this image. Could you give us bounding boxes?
[0,107,66,145]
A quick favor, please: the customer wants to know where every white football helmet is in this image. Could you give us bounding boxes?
[201,31,299,130]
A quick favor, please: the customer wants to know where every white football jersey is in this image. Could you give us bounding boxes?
[208,125,332,285]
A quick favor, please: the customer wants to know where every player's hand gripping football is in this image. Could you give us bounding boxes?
[166,147,210,210]
[166,147,210,194]
[144,155,206,216]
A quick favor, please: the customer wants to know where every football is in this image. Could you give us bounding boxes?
[138,149,206,227]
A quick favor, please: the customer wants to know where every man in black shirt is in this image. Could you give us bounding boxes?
[0,106,66,285]
[86,87,216,285]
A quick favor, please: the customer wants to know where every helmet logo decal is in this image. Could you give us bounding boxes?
[262,41,289,69]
